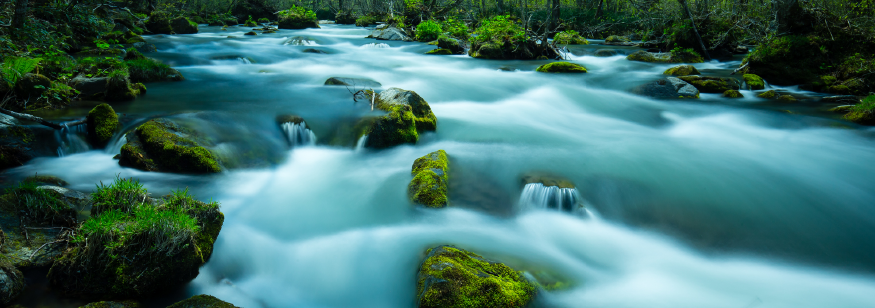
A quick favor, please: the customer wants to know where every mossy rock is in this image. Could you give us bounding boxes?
[80,300,141,308]
[605,35,630,43]
[437,36,465,54]
[757,90,778,99]
[408,150,450,208]
[0,145,30,172]
[722,90,744,98]
[536,62,587,73]
[778,95,797,102]
[105,71,142,102]
[167,294,239,308]
[664,65,699,76]
[844,109,875,125]
[677,76,741,93]
[377,88,438,133]
[278,13,319,29]
[48,183,224,299]
[593,49,618,57]
[86,103,119,148]
[521,173,575,189]
[362,104,418,149]
[146,11,173,34]
[743,74,765,90]
[171,17,199,34]
[627,50,668,63]
[244,31,257,36]
[118,119,221,173]
[125,58,184,83]
[23,174,67,186]
[324,77,381,88]
[244,20,258,27]
[426,48,453,55]
[0,256,25,306]
[416,245,536,308]
[829,105,853,113]
[14,73,51,98]
[554,31,588,45]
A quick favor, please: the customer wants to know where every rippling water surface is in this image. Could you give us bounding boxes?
[8,24,875,307]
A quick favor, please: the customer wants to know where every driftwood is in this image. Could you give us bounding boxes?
[731,62,749,75]
[0,107,86,130]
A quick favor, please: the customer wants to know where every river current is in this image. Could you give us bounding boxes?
[6,24,875,307]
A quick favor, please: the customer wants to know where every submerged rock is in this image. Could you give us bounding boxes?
[302,48,328,54]
[367,26,411,41]
[631,77,700,99]
[593,49,619,57]
[778,95,797,102]
[663,65,699,76]
[425,48,453,55]
[23,174,67,186]
[324,77,382,88]
[743,74,765,90]
[627,50,670,63]
[416,245,536,308]
[437,36,465,54]
[519,173,582,212]
[86,103,119,148]
[408,150,450,208]
[722,90,744,98]
[536,62,587,73]
[48,178,224,299]
[118,119,221,173]
[757,90,778,99]
[167,294,239,308]
[0,256,24,306]
[677,76,741,93]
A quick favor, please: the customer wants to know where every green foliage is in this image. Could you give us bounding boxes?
[3,181,75,226]
[472,15,526,45]
[536,62,587,73]
[670,47,704,63]
[278,6,317,22]
[1,57,42,86]
[553,30,588,45]
[75,57,127,78]
[132,119,221,173]
[125,58,180,83]
[441,18,469,39]
[91,176,147,216]
[416,20,442,42]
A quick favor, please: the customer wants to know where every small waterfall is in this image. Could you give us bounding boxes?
[354,135,368,151]
[55,123,90,157]
[281,122,316,147]
[106,133,128,154]
[361,43,390,49]
[239,57,252,64]
[518,183,582,212]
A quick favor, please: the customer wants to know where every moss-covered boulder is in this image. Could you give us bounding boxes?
[743,74,765,90]
[468,16,557,60]
[146,11,173,34]
[277,6,319,29]
[605,35,630,43]
[553,30,588,45]
[627,50,666,63]
[87,103,119,147]
[631,77,700,99]
[23,174,67,186]
[536,62,587,73]
[377,87,438,133]
[664,65,699,76]
[0,256,25,306]
[677,76,741,93]
[842,96,875,125]
[168,295,239,308]
[171,17,199,34]
[48,178,224,299]
[362,104,418,149]
[593,49,619,57]
[14,73,51,98]
[777,95,797,102]
[426,48,453,55]
[81,300,141,308]
[105,70,143,102]
[119,119,221,173]
[437,36,465,54]
[125,57,184,83]
[722,90,744,98]
[324,77,382,88]
[335,11,356,25]
[757,90,778,99]
[409,150,449,208]
[416,245,536,308]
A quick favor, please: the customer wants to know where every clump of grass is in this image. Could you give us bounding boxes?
[2,181,75,226]
[90,175,147,216]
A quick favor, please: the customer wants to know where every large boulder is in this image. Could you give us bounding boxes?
[408,150,450,208]
[14,73,51,98]
[677,76,741,93]
[437,36,465,54]
[71,76,108,99]
[48,178,224,299]
[105,71,145,102]
[168,294,239,308]
[0,256,24,306]
[334,11,356,25]
[630,77,700,99]
[145,11,173,34]
[362,104,418,149]
[0,183,82,268]
[553,30,588,45]
[743,74,765,90]
[377,87,437,132]
[118,119,222,173]
[367,26,411,41]
[536,62,587,73]
[416,245,536,308]
[86,103,119,148]
[171,17,199,34]
[663,65,699,76]
[842,96,875,125]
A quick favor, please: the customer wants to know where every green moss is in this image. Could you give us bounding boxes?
[417,245,536,308]
[408,150,449,208]
[426,48,453,55]
[48,180,223,299]
[664,65,699,76]
[167,295,238,308]
[678,76,740,93]
[104,69,140,102]
[553,30,588,45]
[778,95,797,102]
[81,300,141,308]
[670,48,704,63]
[23,174,67,186]
[130,119,221,173]
[722,90,744,98]
[87,103,119,147]
[627,50,667,63]
[416,20,442,42]
[355,15,378,27]
[277,6,319,29]
[605,35,630,43]
[743,74,765,90]
[536,62,587,73]
[1,181,76,226]
[757,90,778,99]
[375,88,438,133]
[843,95,875,125]
[363,104,418,149]
[125,58,183,83]
[146,11,173,34]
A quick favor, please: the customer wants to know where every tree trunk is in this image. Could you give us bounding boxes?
[595,0,604,20]
[551,0,560,29]
[678,0,711,61]
[12,0,28,28]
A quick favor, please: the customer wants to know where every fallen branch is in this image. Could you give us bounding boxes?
[0,107,86,130]
[29,239,66,260]
[731,62,749,75]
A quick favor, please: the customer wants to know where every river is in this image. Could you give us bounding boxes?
[6,24,875,307]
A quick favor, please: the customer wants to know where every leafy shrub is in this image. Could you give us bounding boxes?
[472,15,526,45]
[278,6,317,22]
[441,18,468,39]
[670,47,704,63]
[416,20,442,42]
[553,30,589,45]
[1,57,42,86]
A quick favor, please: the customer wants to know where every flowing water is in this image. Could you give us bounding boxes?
[6,24,875,307]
